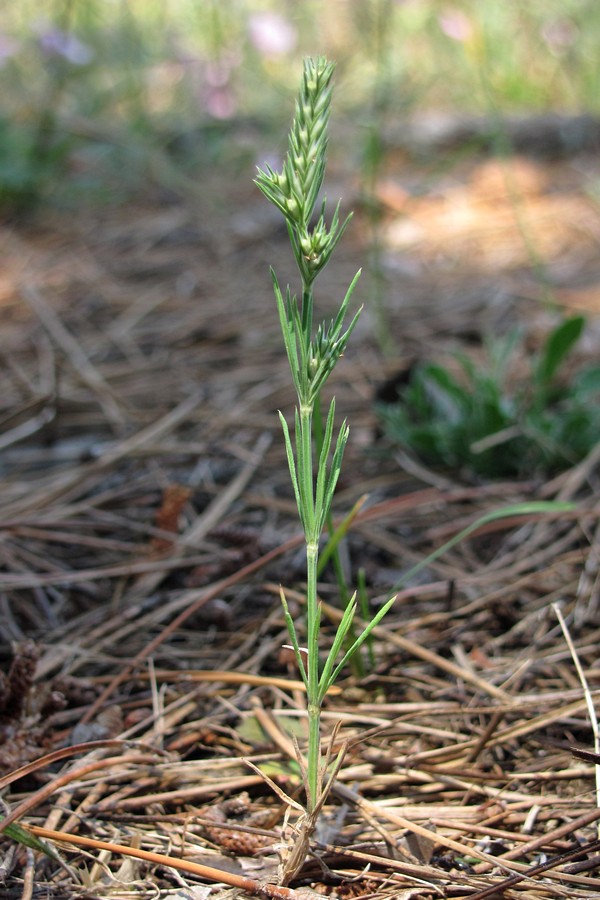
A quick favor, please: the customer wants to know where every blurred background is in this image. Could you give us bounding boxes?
[2,0,599,485]
[1,0,599,212]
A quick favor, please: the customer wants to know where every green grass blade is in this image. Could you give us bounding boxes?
[391,501,575,594]
[314,398,336,523]
[356,567,375,669]
[317,495,367,577]
[535,315,585,387]
[278,410,306,534]
[279,587,309,690]
[2,820,63,861]
[321,594,396,699]
[320,422,349,524]
[318,593,358,698]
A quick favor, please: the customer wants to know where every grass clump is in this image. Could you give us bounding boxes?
[378,315,600,479]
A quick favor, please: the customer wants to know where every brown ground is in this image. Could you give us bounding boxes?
[1,145,599,899]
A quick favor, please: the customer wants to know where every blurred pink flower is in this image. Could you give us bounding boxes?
[0,33,19,65]
[204,84,236,119]
[438,9,474,43]
[541,19,578,55]
[248,12,297,58]
[37,27,93,65]
[203,58,237,119]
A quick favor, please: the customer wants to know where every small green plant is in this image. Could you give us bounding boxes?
[255,57,395,883]
[378,315,600,479]
[0,61,74,213]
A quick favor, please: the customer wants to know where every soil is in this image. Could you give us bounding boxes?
[0,143,599,899]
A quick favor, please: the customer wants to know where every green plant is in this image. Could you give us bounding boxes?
[351,0,418,361]
[378,315,600,479]
[255,56,395,884]
[0,35,80,212]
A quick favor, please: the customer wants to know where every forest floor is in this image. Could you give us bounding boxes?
[1,141,600,899]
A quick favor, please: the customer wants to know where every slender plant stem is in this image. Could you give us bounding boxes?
[305,538,320,810]
[300,266,323,811]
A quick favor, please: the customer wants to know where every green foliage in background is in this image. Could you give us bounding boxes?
[1,1,600,211]
[377,316,600,480]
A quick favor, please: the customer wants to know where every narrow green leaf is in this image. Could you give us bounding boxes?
[271,270,301,393]
[536,315,585,387]
[318,496,366,576]
[357,567,376,669]
[319,421,349,532]
[314,399,336,522]
[318,594,358,696]
[338,270,362,321]
[392,501,575,594]
[2,820,62,861]
[316,212,355,274]
[279,587,309,690]
[278,411,305,532]
[322,594,397,697]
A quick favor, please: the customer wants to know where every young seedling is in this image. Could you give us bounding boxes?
[255,57,395,882]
